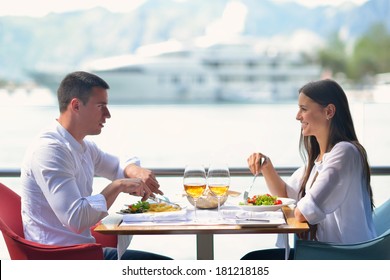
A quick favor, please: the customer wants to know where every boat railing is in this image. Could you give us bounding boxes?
[1,166,390,178]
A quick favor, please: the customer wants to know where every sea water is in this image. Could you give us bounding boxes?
[1,91,389,260]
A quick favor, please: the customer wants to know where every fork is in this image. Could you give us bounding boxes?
[149,195,181,209]
[243,174,259,201]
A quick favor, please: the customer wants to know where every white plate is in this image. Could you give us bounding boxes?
[239,197,296,212]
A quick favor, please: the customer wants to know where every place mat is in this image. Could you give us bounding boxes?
[121,209,189,223]
[221,209,286,227]
[119,209,285,227]
[221,209,284,219]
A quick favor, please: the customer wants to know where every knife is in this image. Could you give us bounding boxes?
[235,217,270,222]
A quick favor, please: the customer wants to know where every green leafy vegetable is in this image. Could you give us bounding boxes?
[120,201,150,214]
[240,194,282,206]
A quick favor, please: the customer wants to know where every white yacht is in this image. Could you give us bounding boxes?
[29,0,323,104]
[30,38,322,104]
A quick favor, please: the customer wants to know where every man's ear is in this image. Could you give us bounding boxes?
[70,98,80,111]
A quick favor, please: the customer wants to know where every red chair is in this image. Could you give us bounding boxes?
[90,223,118,248]
[0,182,117,260]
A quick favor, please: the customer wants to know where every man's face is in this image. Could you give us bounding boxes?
[78,87,111,136]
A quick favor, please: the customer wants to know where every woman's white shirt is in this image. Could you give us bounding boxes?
[285,141,376,244]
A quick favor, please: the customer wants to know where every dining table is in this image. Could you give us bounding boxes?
[94,205,309,260]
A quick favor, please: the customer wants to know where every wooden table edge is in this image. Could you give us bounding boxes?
[94,206,309,235]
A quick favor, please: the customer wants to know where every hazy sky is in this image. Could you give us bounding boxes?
[0,0,369,17]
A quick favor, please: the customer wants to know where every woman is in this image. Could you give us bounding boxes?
[242,79,377,260]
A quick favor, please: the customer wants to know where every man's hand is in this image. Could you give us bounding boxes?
[102,178,154,209]
[124,164,163,196]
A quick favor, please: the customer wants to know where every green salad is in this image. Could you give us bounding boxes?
[120,201,150,214]
[240,194,282,206]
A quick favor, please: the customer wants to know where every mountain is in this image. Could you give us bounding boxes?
[0,0,389,82]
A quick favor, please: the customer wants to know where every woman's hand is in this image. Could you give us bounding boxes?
[247,152,287,198]
[247,153,268,175]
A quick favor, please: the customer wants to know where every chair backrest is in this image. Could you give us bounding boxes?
[91,223,118,248]
[373,198,390,236]
[0,182,104,259]
[0,217,103,259]
[0,182,117,248]
[294,229,390,260]
[0,182,23,236]
[293,198,390,260]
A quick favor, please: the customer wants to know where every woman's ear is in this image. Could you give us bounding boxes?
[326,104,336,120]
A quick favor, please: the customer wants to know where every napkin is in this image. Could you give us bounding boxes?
[221,209,284,220]
[122,209,189,223]
[117,235,133,260]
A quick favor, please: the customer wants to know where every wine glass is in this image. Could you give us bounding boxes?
[207,164,230,220]
[183,164,207,222]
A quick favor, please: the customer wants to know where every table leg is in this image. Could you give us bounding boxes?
[196,233,214,260]
[283,234,290,260]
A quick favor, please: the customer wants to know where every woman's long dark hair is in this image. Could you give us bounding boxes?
[297,79,374,239]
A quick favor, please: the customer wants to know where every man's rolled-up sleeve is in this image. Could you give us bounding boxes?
[86,193,108,212]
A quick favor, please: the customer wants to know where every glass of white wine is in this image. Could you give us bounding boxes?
[207,164,230,220]
[183,164,207,222]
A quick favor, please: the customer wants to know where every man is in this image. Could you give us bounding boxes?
[21,71,171,259]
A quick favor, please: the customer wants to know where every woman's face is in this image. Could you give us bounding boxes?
[296,92,329,139]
